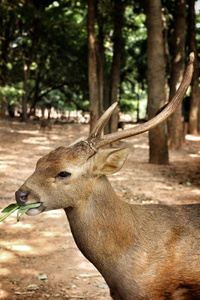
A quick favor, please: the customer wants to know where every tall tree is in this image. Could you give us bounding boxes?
[146,0,169,164]
[96,22,104,117]
[0,0,17,118]
[188,0,200,134]
[87,0,100,131]
[109,0,125,133]
[168,0,186,149]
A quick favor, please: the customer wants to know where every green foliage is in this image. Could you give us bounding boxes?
[0,0,149,116]
[1,0,195,117]
[0,202,41,222]
[119,99,137,114]
[0,0,89,113]
[0,85,24,106]
[121,6,147,91]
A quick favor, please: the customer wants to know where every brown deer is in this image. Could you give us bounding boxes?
[40,118,52,132]
[15,54,198,300]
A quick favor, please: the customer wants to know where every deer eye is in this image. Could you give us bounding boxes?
[56,171,71,178]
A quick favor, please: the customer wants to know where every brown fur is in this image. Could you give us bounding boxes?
[15,140,200,300]
[40,119,52,131]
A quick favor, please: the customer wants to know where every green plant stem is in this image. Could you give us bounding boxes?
[0,205,20,222]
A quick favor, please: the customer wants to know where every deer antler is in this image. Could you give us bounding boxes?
[87,52,195,149]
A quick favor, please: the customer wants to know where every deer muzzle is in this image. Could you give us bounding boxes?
[15,188,45,216]
[15,189,29,206]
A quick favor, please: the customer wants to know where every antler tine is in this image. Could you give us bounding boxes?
[92,52,195,150]
[87,102,118,144]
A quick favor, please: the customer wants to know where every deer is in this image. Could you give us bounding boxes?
[15,53,199,300]
[40,118,52,132]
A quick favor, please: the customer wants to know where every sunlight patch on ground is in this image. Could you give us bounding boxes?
[186,135,200,141]
[65,232,73,237]
[189,153,200,158]
[110,172,132,181]
[0,215,18,225]
[0,268,10,276]
[0,165,6,169]
[0,240,32,253]
[1,238,59,256]
[0,155,18,168]
[11,222,32,229]
[42,232,56,237]
[36,146,52,151]
[15,130,39,135]
[133,143,149,149]
[22,137,50,144]
[0,211,33,225]
[43,210,64,218]
[11,245,32,252]
[0,288,8,299]
[0,251,14,263]
[192,189,200,196]
[50,134,67,140]
[0,160,16,165]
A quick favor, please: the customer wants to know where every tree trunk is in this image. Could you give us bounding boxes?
[109,0,124,133]
[188,0,200,134]
[96,20,104,117]
[168,0,186,149]
[87,0,100,132]
[21,5,41,122]
[146,0,169,164]
[29,70,41,115]
[22,62,29,121]
[0,5,16,118]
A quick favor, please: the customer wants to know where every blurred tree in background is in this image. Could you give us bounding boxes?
[167,0,186,150]
[146,0,168,164]
[0,0,200,163]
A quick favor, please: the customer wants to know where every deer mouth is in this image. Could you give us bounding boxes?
[26,203,45,216]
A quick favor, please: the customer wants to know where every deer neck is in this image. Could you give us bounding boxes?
[64,175,135,273]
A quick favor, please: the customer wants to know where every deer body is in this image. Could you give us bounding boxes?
[65,176,200,300]
[15,54,198,299]
[17,143,200,299]
[40,119,52,131]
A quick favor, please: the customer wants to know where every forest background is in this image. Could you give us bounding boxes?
[0,0,200,164]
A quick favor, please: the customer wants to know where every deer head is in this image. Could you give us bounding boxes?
[15,53,194,217]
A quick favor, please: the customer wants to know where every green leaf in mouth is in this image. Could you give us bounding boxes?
[0,202,41,222]
[1,203,19,213]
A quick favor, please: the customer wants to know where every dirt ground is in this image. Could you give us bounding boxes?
[0,119,200,300]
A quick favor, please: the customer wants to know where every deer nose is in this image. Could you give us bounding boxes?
[15,189,28,206]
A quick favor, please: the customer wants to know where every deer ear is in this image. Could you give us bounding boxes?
[96,148,131,175]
